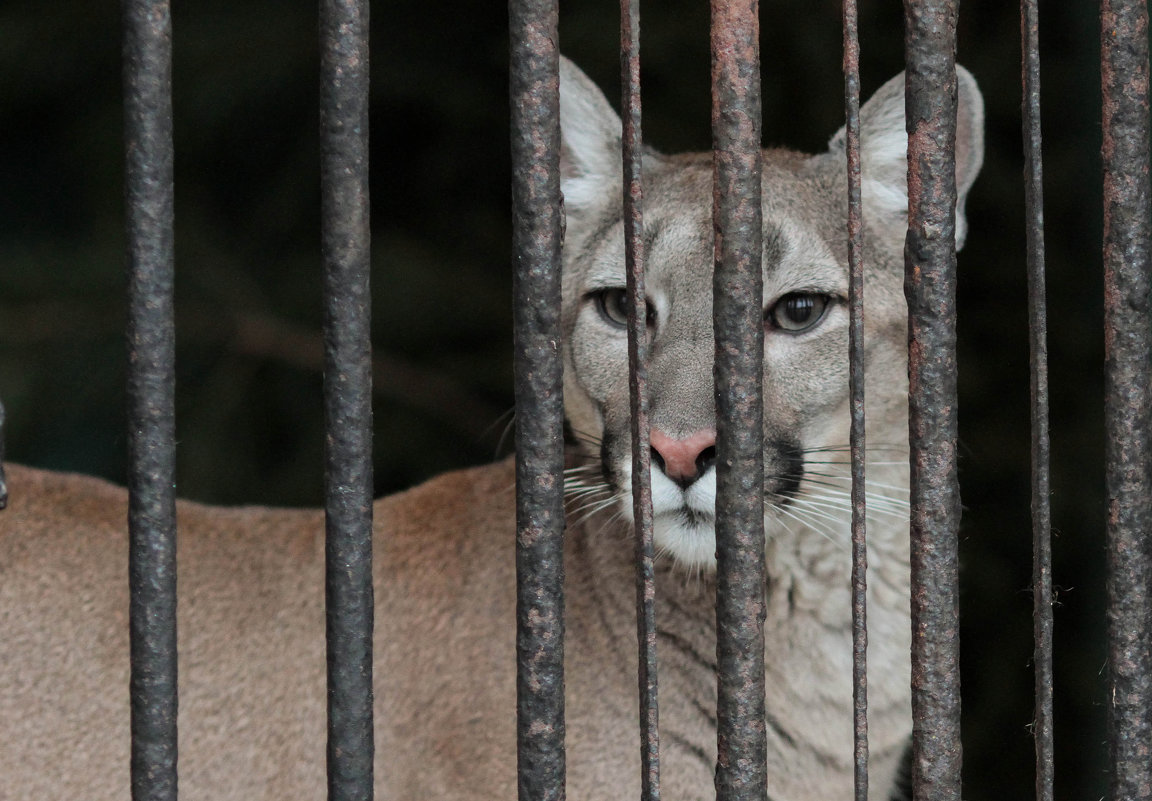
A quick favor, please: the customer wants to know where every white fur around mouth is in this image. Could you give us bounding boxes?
[652,509,718,570]
[632,467,720,570]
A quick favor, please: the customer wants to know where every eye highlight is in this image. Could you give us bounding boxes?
[766,292,832,333]
[592,288,656,329]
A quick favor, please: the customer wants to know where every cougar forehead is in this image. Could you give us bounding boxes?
[562,148,853,442]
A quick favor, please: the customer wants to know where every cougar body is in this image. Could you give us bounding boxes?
[0,58,983,800]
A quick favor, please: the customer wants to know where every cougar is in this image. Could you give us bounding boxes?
[0,57,983,800]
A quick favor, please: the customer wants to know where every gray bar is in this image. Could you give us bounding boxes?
[508,2,567,799]
[902,0,963,799]
[319,0,375,798]
[710,1,767,799]
[0,399,8,508]
[1020,0,1055,797]
[841,0,869,798]
[619,3,661,800]
[1100,0,1152,797]
[123,1,179,798]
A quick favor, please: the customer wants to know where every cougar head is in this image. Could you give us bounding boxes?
[558,57,984,570]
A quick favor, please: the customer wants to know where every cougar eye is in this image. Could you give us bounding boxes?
[593,288,656,330]
[767,292,831,333]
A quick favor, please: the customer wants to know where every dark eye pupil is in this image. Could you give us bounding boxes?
[784,296,815,323]
[610,290,628,321]
[597,288,654,329]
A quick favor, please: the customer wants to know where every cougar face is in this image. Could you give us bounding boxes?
[558,57,984,570]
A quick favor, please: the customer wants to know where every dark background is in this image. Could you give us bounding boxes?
[0,0,1123,798]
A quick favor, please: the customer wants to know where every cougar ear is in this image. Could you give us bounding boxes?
[559,56,622,212]
[828,66,985,250]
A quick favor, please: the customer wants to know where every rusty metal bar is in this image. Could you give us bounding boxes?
[0,398,7,509]
[123,1,179,798]
[841,0,868,799]
[619,3,661,800]
[902,0,963,799]
[710,2,766,799]
[1020,0,1055,798]
[319,0,375,798]
[1100,0,1152,796]
[508,3,566,799]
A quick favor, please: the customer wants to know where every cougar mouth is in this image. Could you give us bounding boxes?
[675,507,714,528]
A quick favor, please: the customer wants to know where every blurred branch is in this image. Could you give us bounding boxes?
[0,301,507,443]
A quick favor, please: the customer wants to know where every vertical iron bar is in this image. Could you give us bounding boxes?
[841,0,868,799]
[123,0,178,798]
[1020,0,1055,799]
[710,2,766,799]
[902,0,963,799]
[0,398,8,509]
[1101,0,1152,796]
[319,0,375,798]
[508,3,566,800]
[620,4,661,801]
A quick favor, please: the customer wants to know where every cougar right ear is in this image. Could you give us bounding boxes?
[827,66,985,250]
[559,56,622,212]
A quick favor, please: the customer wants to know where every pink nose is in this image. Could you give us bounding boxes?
[649,428,717,488]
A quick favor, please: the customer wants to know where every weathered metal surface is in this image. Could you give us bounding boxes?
[0,398,8,509]
[902,0,963,799]
[710,1,767,799]
[619,3,661,799]
[1101,0,1152,797]
[841,1,868,799]
[320,1,375,798]
[123,1,179,798]
[509,2,567,799]
[1020,0,1055,798]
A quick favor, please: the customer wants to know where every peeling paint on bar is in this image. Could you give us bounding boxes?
[1101,0,1152,797]
[508,2,567,799]
[902,0,963,798]
[710,2,767,799]
[1020,0,1055,797]
[0,399,8,509]
[619,1,662,799]
[319,1,375,799]
[122,1,179,798]
[841,0,869,799]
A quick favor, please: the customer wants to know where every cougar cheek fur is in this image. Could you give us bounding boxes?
[0,57,982,800]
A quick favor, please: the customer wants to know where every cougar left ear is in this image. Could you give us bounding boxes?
[827,66,985,250]
[559,56,622,212]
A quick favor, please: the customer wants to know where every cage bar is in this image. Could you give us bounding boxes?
[319,1,375,798]
[1019,0,1055,798]
[508,3,567,799]
[619,2,662,799]
[709,2,767,799]
[1100,0,1152,797]
[902,0,964,799]
[0,399,8,509]
[840,1,869,799]
[122,1,179,798]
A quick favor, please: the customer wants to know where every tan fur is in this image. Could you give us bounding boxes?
[0,58,983,800]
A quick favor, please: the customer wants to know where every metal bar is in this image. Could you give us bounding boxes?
[0,398,8,509]
[841,0,868,798]
[1020,0,1055,798]
[619,4,661,800]
[902,0,963,798]
[319,0,375,798]
[508,3,566,799]
[710,2,766,799]
[122,1,178,798]
[1100,0,1152,796]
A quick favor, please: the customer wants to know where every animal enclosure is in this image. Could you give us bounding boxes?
[2,0,1152,797]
